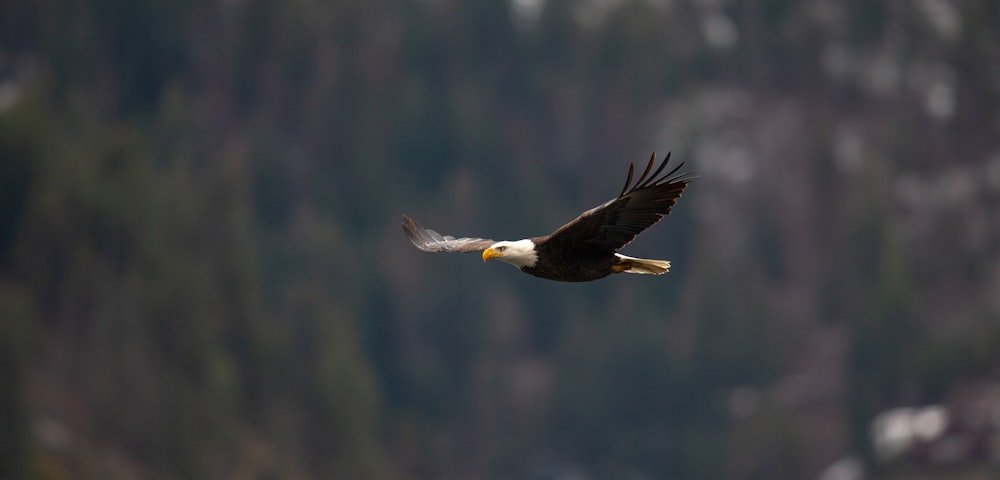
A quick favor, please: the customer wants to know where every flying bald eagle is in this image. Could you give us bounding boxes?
[402,152,692,282]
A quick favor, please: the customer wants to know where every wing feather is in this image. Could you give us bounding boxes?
[618,162,635,197]
[541,152,693,252]
[401,215,496,253]
[636,152,657,188]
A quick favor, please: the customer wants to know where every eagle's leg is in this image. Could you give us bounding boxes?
[611,262,631,273]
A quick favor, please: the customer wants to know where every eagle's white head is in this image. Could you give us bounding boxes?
[482,239,538,269]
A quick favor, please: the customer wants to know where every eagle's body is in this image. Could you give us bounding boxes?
[402,152,691,282]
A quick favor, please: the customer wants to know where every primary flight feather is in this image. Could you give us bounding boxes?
[402,152,692,282]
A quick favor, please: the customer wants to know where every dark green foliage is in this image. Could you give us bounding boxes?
[2,0,999,479]
[0,114,37,269]
[0,286,34,479]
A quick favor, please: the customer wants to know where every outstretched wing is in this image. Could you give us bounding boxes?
[540,152,692,252]
[402,215,496,253]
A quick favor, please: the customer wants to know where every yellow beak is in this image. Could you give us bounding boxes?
[482,248,502,262]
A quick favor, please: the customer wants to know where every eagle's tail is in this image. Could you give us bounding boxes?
[614,254,671,275]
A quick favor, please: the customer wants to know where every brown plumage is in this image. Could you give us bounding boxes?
[402,152,692,282]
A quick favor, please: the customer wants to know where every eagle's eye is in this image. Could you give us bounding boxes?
[496,246,507,252]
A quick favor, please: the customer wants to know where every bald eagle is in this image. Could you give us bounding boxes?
[402,152,692,282]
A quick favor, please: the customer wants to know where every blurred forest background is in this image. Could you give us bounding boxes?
[2,0,1000,479]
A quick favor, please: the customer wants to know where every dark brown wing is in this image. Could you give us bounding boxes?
[402,215,496,253]
[539,152,692,252]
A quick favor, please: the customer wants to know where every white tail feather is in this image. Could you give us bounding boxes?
[614,254,671,275]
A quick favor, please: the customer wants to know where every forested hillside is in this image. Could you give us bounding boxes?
[1,1,999,479]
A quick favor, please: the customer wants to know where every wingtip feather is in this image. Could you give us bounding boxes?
[619,162,635,198]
